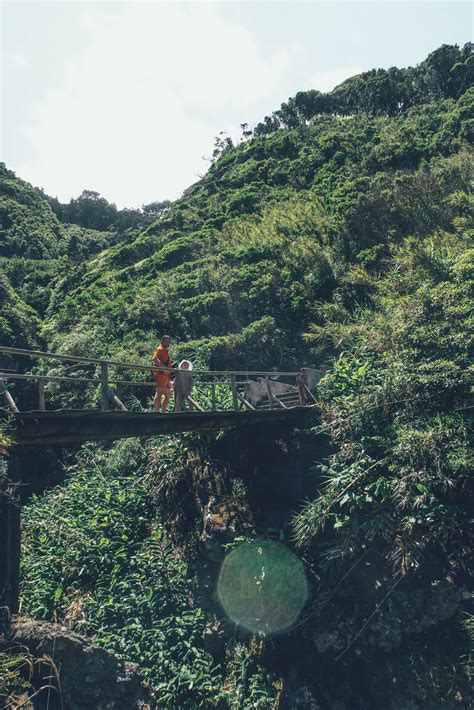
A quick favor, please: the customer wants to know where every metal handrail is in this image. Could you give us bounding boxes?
[0,372,252,389]
[0,372,100,384]
[0,346,320,414]
[0,346,300,378]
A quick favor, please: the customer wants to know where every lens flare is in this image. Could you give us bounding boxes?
[217,539,308,634]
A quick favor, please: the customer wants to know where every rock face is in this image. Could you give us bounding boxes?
[5,618,155,709]
[200,493,255,561]
[283,686,320,710]
[192,459,255,562]
[202,619,227,656]
[313,580,464,654]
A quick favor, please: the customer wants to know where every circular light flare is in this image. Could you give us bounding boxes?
[217,539,308,634]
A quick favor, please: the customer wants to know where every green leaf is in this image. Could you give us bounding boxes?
[416,483,429,494]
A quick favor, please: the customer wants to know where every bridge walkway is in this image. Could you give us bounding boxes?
[0,346,321,446]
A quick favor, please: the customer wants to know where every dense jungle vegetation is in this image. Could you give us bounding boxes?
[1,44,473,708]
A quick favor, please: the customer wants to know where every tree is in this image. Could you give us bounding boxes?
[240,123,253,142]
[142,200,171,221]
[211,131,234,162]
[66,190,117,231]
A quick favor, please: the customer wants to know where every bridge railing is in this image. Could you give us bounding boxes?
[0,346,321,414]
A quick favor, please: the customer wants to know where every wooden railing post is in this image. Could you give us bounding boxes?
[265,376,274,409]
[230,373,239,411]
[38,378,46,411]
[100,363,109,411]
[297,372,305,406]
[211,382,216,411]
[300,368,318,404]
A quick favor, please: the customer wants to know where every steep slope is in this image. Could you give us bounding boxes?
[0,163,66,261]
[44,84,473,372]
[0,167,152,319]
[0,272,41,351]
[1,44,473,710]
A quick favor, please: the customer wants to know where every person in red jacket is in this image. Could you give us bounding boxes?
[152,335,173,413]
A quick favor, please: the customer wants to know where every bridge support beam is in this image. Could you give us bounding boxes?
[12,407,315,447]
[0,452,22,613]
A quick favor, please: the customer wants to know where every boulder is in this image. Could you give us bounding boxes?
[5,619,155,709]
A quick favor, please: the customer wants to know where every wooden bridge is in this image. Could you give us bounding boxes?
[0,346,321,446]
[0,346,321,612]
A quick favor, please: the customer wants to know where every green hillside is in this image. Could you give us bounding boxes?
[43,94,474,373]
[0,167,158,321]
[1,44,473,709]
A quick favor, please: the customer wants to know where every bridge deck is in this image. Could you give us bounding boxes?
[11,406,316,446]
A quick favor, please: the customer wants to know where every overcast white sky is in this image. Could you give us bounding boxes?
[1,1,472,208]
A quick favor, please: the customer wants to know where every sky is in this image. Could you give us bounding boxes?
[1,0,472,208]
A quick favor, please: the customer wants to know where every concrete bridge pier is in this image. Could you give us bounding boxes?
[0,447,64,613]
[0,451,22,613]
